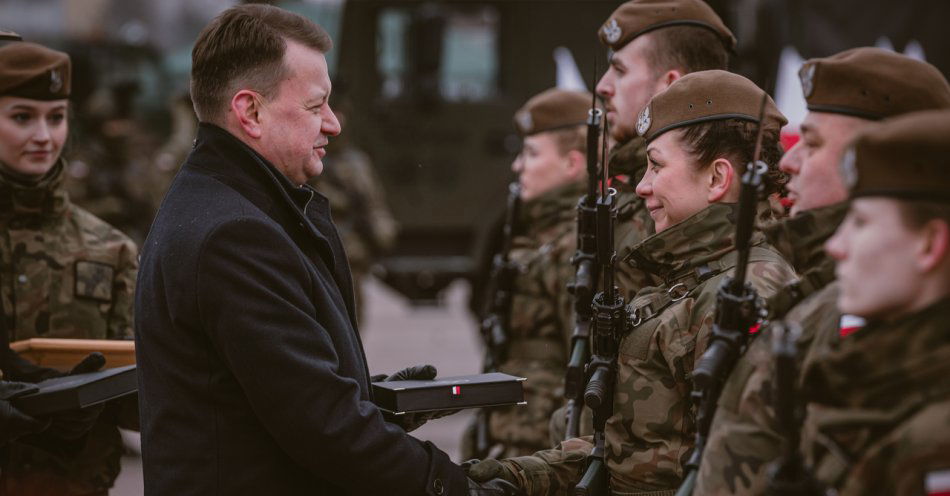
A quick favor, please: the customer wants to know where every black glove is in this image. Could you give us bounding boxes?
[0,381,47,446]
[467,477,521,495]
[377,365,460,432]
[38,352,107,441]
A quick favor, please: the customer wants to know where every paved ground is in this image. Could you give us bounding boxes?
[113,277,482,495]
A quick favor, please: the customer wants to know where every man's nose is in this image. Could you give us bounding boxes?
[322,105,342,137]
[778,140,802,175]
[596,72,613,99]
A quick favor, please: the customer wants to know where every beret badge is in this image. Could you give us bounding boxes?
[49,68,63,93]
[603,19,622,45]
[636,105,651,136]
[799,63,816,99]
[515,109,533,134]
[839,146,858,190]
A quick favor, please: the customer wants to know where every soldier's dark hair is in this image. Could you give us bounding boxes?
[898,201,950,231]
[644,25,730,76]
[190,4,332,123]
[678,119,786,196]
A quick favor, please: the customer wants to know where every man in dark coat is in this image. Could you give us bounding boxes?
[134,5,515,495]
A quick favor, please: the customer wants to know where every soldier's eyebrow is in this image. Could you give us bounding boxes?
[306,90,329,107]
[646,147,664,163]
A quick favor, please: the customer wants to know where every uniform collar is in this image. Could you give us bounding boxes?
[607,136,647,182]
[804,297,950,410]
[520,180,585,234]
[0,158,69,221]
[624,202,751,283]
[764,202,848,275]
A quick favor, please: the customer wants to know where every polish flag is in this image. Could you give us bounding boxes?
[926,469,950,496]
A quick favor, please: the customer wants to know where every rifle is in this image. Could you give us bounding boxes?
[675,92,770,496]
[564,89,603,440]
[765,322,824,496]
[473,181,522,458]
[574,114,624,496]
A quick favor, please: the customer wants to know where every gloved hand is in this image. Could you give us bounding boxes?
[462,458,518,485]
[467,477,521,495]
[39,352,107,441]
[376,365,460,432]
[0,381,47,446]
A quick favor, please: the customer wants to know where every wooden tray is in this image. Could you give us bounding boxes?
[10,338,136,370]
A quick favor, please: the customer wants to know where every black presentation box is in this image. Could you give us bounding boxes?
[12,365,138,416]
[372,372,526,415]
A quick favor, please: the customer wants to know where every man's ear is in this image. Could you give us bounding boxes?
[656,69,684,93]
[707,158,736,203]
[565,149,587,180]
[918,218,950,273]
[231,90,265,139]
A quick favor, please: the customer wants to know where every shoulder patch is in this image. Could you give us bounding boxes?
[75,261,115,302]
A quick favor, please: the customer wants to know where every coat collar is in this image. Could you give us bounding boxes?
[0,159,69,222]
[624,202,753,283]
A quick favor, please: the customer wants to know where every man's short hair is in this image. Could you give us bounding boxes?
[644,25,729,77]
[190,4,332,123]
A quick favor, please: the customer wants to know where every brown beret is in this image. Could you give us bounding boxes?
[0,42,71,100]
[598,0,735,52]
[800,47,950,120]
[514,88,593,137]
[0,30,21,42]
[636,70,786,142]
[840,109,950,203]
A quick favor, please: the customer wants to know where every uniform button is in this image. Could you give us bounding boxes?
[432,478,444,495]
[17,275,26,283]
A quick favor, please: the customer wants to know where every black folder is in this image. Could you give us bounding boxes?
[12,365,138,416]
[372,372,526,415]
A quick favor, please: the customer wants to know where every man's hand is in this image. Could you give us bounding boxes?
[462,458,518,484]
[0,381,47,445]
[376,365,461,432]
[467,477,521,495]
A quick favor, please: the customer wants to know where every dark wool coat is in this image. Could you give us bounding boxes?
[134,123,466,495]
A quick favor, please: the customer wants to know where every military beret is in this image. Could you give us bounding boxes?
[0,29,21,42]
[0,42,71,100]
[840,109,950,203]
[514,88,593,137]
[799,47,950,120]
[598,0,735,52]
[636,70,786,143]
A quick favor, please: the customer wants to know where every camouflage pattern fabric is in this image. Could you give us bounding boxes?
[0,159,138,495]
[481,180,585,458]
[695,202,847,495]
[496,202,796,494]
[608,138,656,301]
[308,146,398,324]
[801,298,950,496]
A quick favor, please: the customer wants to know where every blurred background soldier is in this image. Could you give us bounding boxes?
[0,40,138,495]
[307,93,398,325]
[462,89,591,459]
[694,48,950,496]
[802,109,950,495]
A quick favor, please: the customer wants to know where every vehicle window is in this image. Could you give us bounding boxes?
[376,4,499,102]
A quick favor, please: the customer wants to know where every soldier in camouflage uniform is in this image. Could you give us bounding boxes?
[307,103,397,325]
[548,0,740,445]
[467,71,797,495]
[800,109,950,496]
[461,89,593,459]
[693,49,950,496]
[0,41,138,496]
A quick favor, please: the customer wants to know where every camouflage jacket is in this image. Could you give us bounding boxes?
[695,203,847,496]
[608,138,654,301]
[489,180,585,456]
[801,298,950,496]
[499,203,796,495]
[0,159,138,494]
